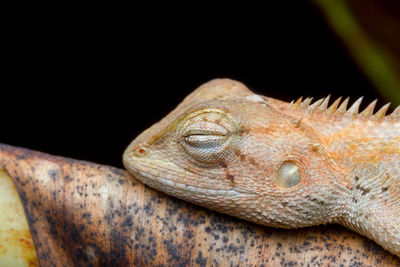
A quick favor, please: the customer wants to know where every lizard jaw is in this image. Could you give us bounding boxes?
[125,164,257,199]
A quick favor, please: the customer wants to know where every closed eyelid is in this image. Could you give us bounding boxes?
[176,109,241,166]
[182,121,229,136]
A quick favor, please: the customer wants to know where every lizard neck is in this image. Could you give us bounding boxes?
[278,105,400,257]
[315,118,400,257]
[338,167,400,257]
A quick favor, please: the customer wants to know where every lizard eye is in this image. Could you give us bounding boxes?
[178,110,240,166]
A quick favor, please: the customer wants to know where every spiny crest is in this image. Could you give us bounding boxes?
[289,95,400,121]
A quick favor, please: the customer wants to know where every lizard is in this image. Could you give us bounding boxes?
[123,79,400,257]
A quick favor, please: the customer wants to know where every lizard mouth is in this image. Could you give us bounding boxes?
[126,164,257,198]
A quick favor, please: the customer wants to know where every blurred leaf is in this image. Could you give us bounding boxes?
[314,0,400,106]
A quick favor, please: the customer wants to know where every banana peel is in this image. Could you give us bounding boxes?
[0,169,37,266]
[0,144,398,266]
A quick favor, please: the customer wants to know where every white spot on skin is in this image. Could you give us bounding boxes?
[245,94,265,104]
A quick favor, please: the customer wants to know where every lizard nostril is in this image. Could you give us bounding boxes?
[134,146,148,157]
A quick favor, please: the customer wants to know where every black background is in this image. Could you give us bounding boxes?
[2,3,385,168]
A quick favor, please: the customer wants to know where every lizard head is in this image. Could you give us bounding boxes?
[123,79,346,228]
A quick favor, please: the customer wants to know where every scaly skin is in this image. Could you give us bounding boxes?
[123,79,400,257]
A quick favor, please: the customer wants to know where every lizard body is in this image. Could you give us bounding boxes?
[123,79,400,257]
